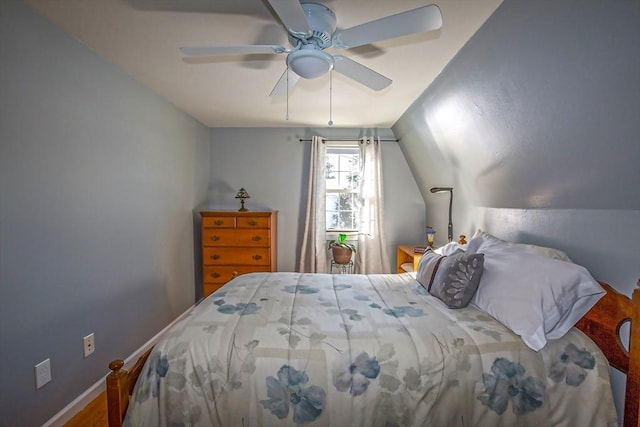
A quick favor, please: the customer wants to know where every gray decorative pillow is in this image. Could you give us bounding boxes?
[415,249,445,289]
[427,250,484,308]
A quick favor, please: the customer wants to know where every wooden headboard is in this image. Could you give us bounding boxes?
[575,283,639,427]
[106,282,640,427]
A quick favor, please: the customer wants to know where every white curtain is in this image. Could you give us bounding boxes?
[298,136,328,273]
[355,137,391,273]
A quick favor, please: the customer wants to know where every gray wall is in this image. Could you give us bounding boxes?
[393,0,640,422]
[206,127,424,278]
[0,1,210,425]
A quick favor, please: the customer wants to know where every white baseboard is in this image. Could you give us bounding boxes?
[42,305,195,427]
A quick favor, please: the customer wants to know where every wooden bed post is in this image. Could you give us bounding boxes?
[106,360,127,427]
[106,348,153,427]
[626,288,640,427]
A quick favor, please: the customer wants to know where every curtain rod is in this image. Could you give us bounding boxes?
[298,138,398,142]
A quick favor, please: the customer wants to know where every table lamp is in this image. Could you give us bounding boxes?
[235,187,250,212]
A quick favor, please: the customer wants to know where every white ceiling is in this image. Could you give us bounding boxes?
[22,0,503,128]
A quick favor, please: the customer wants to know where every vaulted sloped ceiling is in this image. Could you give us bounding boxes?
[395,0,640,212]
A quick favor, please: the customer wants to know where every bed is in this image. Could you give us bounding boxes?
[106,235,640,427]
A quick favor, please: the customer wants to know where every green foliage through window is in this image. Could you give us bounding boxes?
[325,146,360,231]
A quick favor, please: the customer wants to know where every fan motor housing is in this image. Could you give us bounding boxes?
[289,2,336,49]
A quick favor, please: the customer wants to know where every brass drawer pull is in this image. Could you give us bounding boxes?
[214,220,223,226]
[252,236,262,242]
[252,254,262,260]
[210,235,220,241]
[210,254,220,260]
[210,272,220,278]
[248,220,257,226]
[232,271,239,278]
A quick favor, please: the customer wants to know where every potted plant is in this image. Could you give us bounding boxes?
[328,233,356,264]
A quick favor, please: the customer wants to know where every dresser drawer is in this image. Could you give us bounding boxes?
[203,247,270,266]
[202,229,270,247]
[237,216,270,228]
[200,210,277,299]
[203,266,271,284]
[202,216,236,228]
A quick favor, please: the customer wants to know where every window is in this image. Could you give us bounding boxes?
[299,136,389,274]
[325,145,361,231]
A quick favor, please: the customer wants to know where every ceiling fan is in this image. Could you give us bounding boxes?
[180,0,442,97]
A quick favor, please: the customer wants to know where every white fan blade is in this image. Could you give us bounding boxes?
[332,4,442,49]
[333,55,391,91]
[270,68,301,98]
[180,45,286,57]
[266,0,310,35]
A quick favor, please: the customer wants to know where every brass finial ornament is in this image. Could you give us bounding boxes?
[235,188,250,212]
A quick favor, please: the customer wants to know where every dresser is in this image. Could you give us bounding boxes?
[200,211,277,298]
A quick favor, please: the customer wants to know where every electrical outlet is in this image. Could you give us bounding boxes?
[83,333,95,358]
[35,358,52,389]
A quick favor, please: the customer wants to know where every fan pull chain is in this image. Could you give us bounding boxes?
[286,68,290,121]
[328,70,333,126]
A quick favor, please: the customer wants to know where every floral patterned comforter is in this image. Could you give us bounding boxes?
[124,272,618,427]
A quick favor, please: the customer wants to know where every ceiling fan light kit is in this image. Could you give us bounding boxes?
[180,0,443,96]
[287,48,334,79]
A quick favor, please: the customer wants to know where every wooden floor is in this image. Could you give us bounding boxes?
[64,391,108,427]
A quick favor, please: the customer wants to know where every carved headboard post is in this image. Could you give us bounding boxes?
[106,360,127,427]
[574,283,640,427]
[625,287,640,427]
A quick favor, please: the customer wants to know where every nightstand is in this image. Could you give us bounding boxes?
[396,245,424,273]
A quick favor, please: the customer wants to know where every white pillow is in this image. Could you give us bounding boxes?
[434,235,483,256]
[434,241,466,256]
[473,229,573,263]
[465,235,484,254]
[470,243,604,351]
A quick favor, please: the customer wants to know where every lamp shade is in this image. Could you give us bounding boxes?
[429,187,453,194]
[235,188,250,200]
